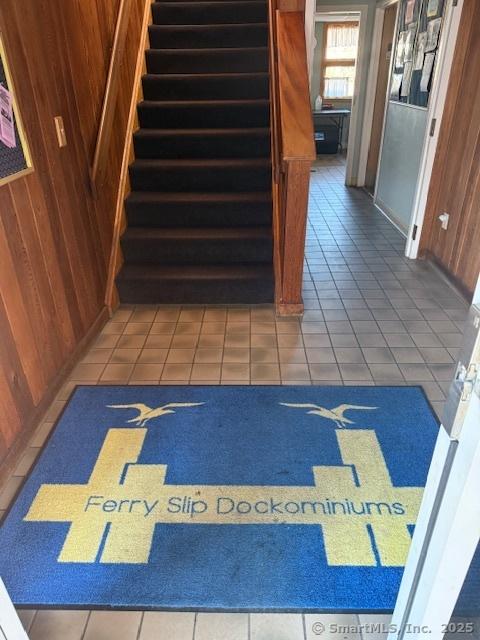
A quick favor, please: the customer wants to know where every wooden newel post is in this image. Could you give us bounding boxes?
[278,160,311,316]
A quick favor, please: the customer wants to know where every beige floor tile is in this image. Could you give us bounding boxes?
[70,363,105,382]
[251,334,277,348]
[194,348,223,363]
[223,347,250,363]
[155,308,180,322]
[102,321,127,335]
[221,363,250,380]
[175,322,202,335]
[278,348,307,364]
[112,308,134,323]
[139,611,195,640]
[94,333,121,349]
[43,400,67,422]
[100,363,135,382]
[17,609,36,632]
[227,309,251,321]
[14,447,40,476]
[201,321,226,335]
[150,322,177,335]
[161,363,193,380]
[277,334,304,348]
[251,348,278,363]
[280,363,311,380]
[195,613,248,640]
[203,308,227,321]
[56,380,78,401]
[110,348,141,364]
[117,334,148,349]
[0,475,23,509]
[251,321,276,334]
[131,363,164,380]
[29,610,89,640]
[30,421,55,447]
[225,333,250,347]
[138,348,169,363]
[171,334,199,348]
[276,320,301,334]
[130,308,158,322]
[250,307,276,321]
[179,308,205,322]
[305,614,361,640]
[191,363,221,380]
[82,348,113,364]
[145,334,173,349]
[226,321,251,335]
[358,615,392,640]
[83,611,143,640]
[251,364,280,380]
[198,334,225,348]
[123,322,152,335]
[250,613,304,640]
[167,348,196,364]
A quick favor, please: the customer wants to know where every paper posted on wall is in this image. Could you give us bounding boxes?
[391,73,403,100]
[420,52,436,92]
[401,62,413,98]
[0,84,16,149]
[405,0,416,24]
[426,18,442,52]
[427,0,440,18]
[414,32,428,71]
[395,31,407,68]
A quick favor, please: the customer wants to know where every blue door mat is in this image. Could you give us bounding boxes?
[0,385,444,612]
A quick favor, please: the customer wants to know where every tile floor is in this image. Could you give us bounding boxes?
[1,156,470,639]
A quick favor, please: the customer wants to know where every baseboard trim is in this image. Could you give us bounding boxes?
[0,307,109,487]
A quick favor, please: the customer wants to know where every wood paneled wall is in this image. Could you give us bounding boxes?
[420,0,480,298]
[0,0,144,475]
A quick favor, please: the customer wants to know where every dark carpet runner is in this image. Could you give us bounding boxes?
[117,0,274,303]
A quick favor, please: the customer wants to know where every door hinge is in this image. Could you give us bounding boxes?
[452,0,458,7]
[412,224,418,241]
[429,118,437,137]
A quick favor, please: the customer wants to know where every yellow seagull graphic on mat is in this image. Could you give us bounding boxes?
[107,402,204,426]
[280,403,377,428]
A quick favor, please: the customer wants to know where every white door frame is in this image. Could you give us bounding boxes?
[0,579,28,639]
[389,273,480,640]
[357,0,399,188]
[404,0,464,258]
[314,4,369,186]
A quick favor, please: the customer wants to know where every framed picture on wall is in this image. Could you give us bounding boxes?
[0,31,33,187]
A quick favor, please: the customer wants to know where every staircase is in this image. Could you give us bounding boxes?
[116,0,274,304]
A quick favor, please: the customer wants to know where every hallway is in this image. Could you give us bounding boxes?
[1,160,469,639]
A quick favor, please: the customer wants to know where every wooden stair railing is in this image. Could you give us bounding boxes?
[268,0,315,316]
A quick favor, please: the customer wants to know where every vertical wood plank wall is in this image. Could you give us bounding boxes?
[0,0,144,474]
[420,0,480,298]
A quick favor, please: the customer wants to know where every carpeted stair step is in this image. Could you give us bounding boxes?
[137,99,270,129]
[145,48,268,74]
[121,227,272,265]
[116,264,274,304]
[125,192,272,227]
[152,1,268,25]
[133,128,270,159]
[129,159,271,192]
[148,24,268,49]
[142,72,269,101]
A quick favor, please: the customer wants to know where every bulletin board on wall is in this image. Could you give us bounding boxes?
[0,31,33,187]
[390,0,446,108]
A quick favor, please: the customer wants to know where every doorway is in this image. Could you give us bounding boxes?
[310,11,362,184]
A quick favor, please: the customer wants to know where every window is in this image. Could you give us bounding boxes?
[321,22,359,100]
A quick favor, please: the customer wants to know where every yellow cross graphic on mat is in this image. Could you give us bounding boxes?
[24,428,423,567]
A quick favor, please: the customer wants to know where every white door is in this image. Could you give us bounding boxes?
[389,275,480,640]
[0,579,28,639]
